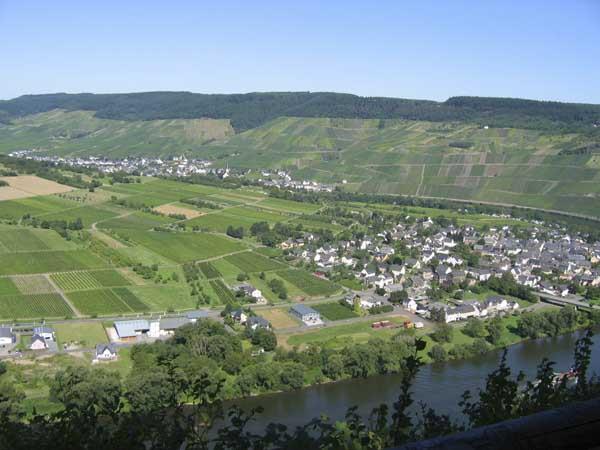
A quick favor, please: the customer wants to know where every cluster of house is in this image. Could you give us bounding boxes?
[286,217,600,318]
[112,311,210,341]
[259,170,334,193]
[229,309,272,330]
[8,151,215,178]
[422,295,519,323]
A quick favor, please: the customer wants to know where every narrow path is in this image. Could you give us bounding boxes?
[415,164,425,196]
[43,274,83,318]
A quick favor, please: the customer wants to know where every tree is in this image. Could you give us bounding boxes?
[429,344,448,363]
[485,317,504,345]
[462,318,485,338]
[226,225,244,239]
[429,307,447,323]
[323,353,345,380]
[251,329,277,352]
[389,290,408,304]
[431,323,454,343]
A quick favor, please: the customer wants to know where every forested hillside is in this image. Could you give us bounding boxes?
[1,92,599,132]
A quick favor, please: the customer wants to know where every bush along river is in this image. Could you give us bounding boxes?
[231,328,600,432]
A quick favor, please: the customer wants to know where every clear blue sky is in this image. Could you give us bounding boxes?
[1,0,599,103]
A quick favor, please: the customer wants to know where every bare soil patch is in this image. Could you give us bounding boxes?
[153,204,203,219]
[0,175,74,197]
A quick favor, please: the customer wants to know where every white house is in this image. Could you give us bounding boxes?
[445,304,480,323]
[29,334,47,350]
[95,344,118,361]
[402,298,418,313]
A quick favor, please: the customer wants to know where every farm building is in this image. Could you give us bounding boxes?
[185,310,211,323]
[158,317,190,335]
[290,304,321,324]
[0,327,16,346]
[95,343,118,361]
[114,319,151,340]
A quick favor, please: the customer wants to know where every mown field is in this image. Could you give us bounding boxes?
[277,269,340,297]
[312,302,358,321]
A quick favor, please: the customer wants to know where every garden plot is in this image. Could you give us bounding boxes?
[11,275,57,294]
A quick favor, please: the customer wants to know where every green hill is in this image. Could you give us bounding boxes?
[1,91,600,216]
[0,110,233,157]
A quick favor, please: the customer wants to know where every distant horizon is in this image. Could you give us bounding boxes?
[2,1,599,103]
[3,90,600,106]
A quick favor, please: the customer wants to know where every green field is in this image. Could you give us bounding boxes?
[0,278,20,295]
[185,206,288,232]
[224,251,285,273]
[0,293,73,319]
[209,279,236,304]
[51,272,102,291]
[198,262,222,279]
[277,269,340,297]
[66,289,145,316]
[0,250,108,275]
[126,285,196,311]
[284,316,408,349]
[312,302,358,320]
[54,322,108,346]
[90,270,131,287]
[112,230,246,263]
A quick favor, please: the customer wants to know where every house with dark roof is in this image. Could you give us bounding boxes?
[95,343,118,361]
[247,316,271,331]
[0,327,16,346]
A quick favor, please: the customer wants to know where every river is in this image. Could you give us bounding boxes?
[232,329,600,431]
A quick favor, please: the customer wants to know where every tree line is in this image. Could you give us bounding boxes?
[2,92,599,132]
[0,325,598,449]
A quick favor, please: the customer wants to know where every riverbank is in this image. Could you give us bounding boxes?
[230,327,600,432]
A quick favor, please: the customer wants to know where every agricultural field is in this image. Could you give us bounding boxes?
[38,205,120,226]
[66,289,147,316]
[185,205,289,232]
[256,197,322,214]
[256,308,300,329]
[209,279,236,304]
[52,271,102,292]
[11,275,56,295]
[0,250,107,275]
[0,175,74,198]
[114,230,246,263]
[312,302,358,321]
[0,277,20,295]
[0,227,77,252]
[277,269,341,297]
[153,203,203,219]
[224,251,285,273]
[126,285,196,311]
[98,210,173,231]
[0,293,73,320]
[198,262,222,279]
